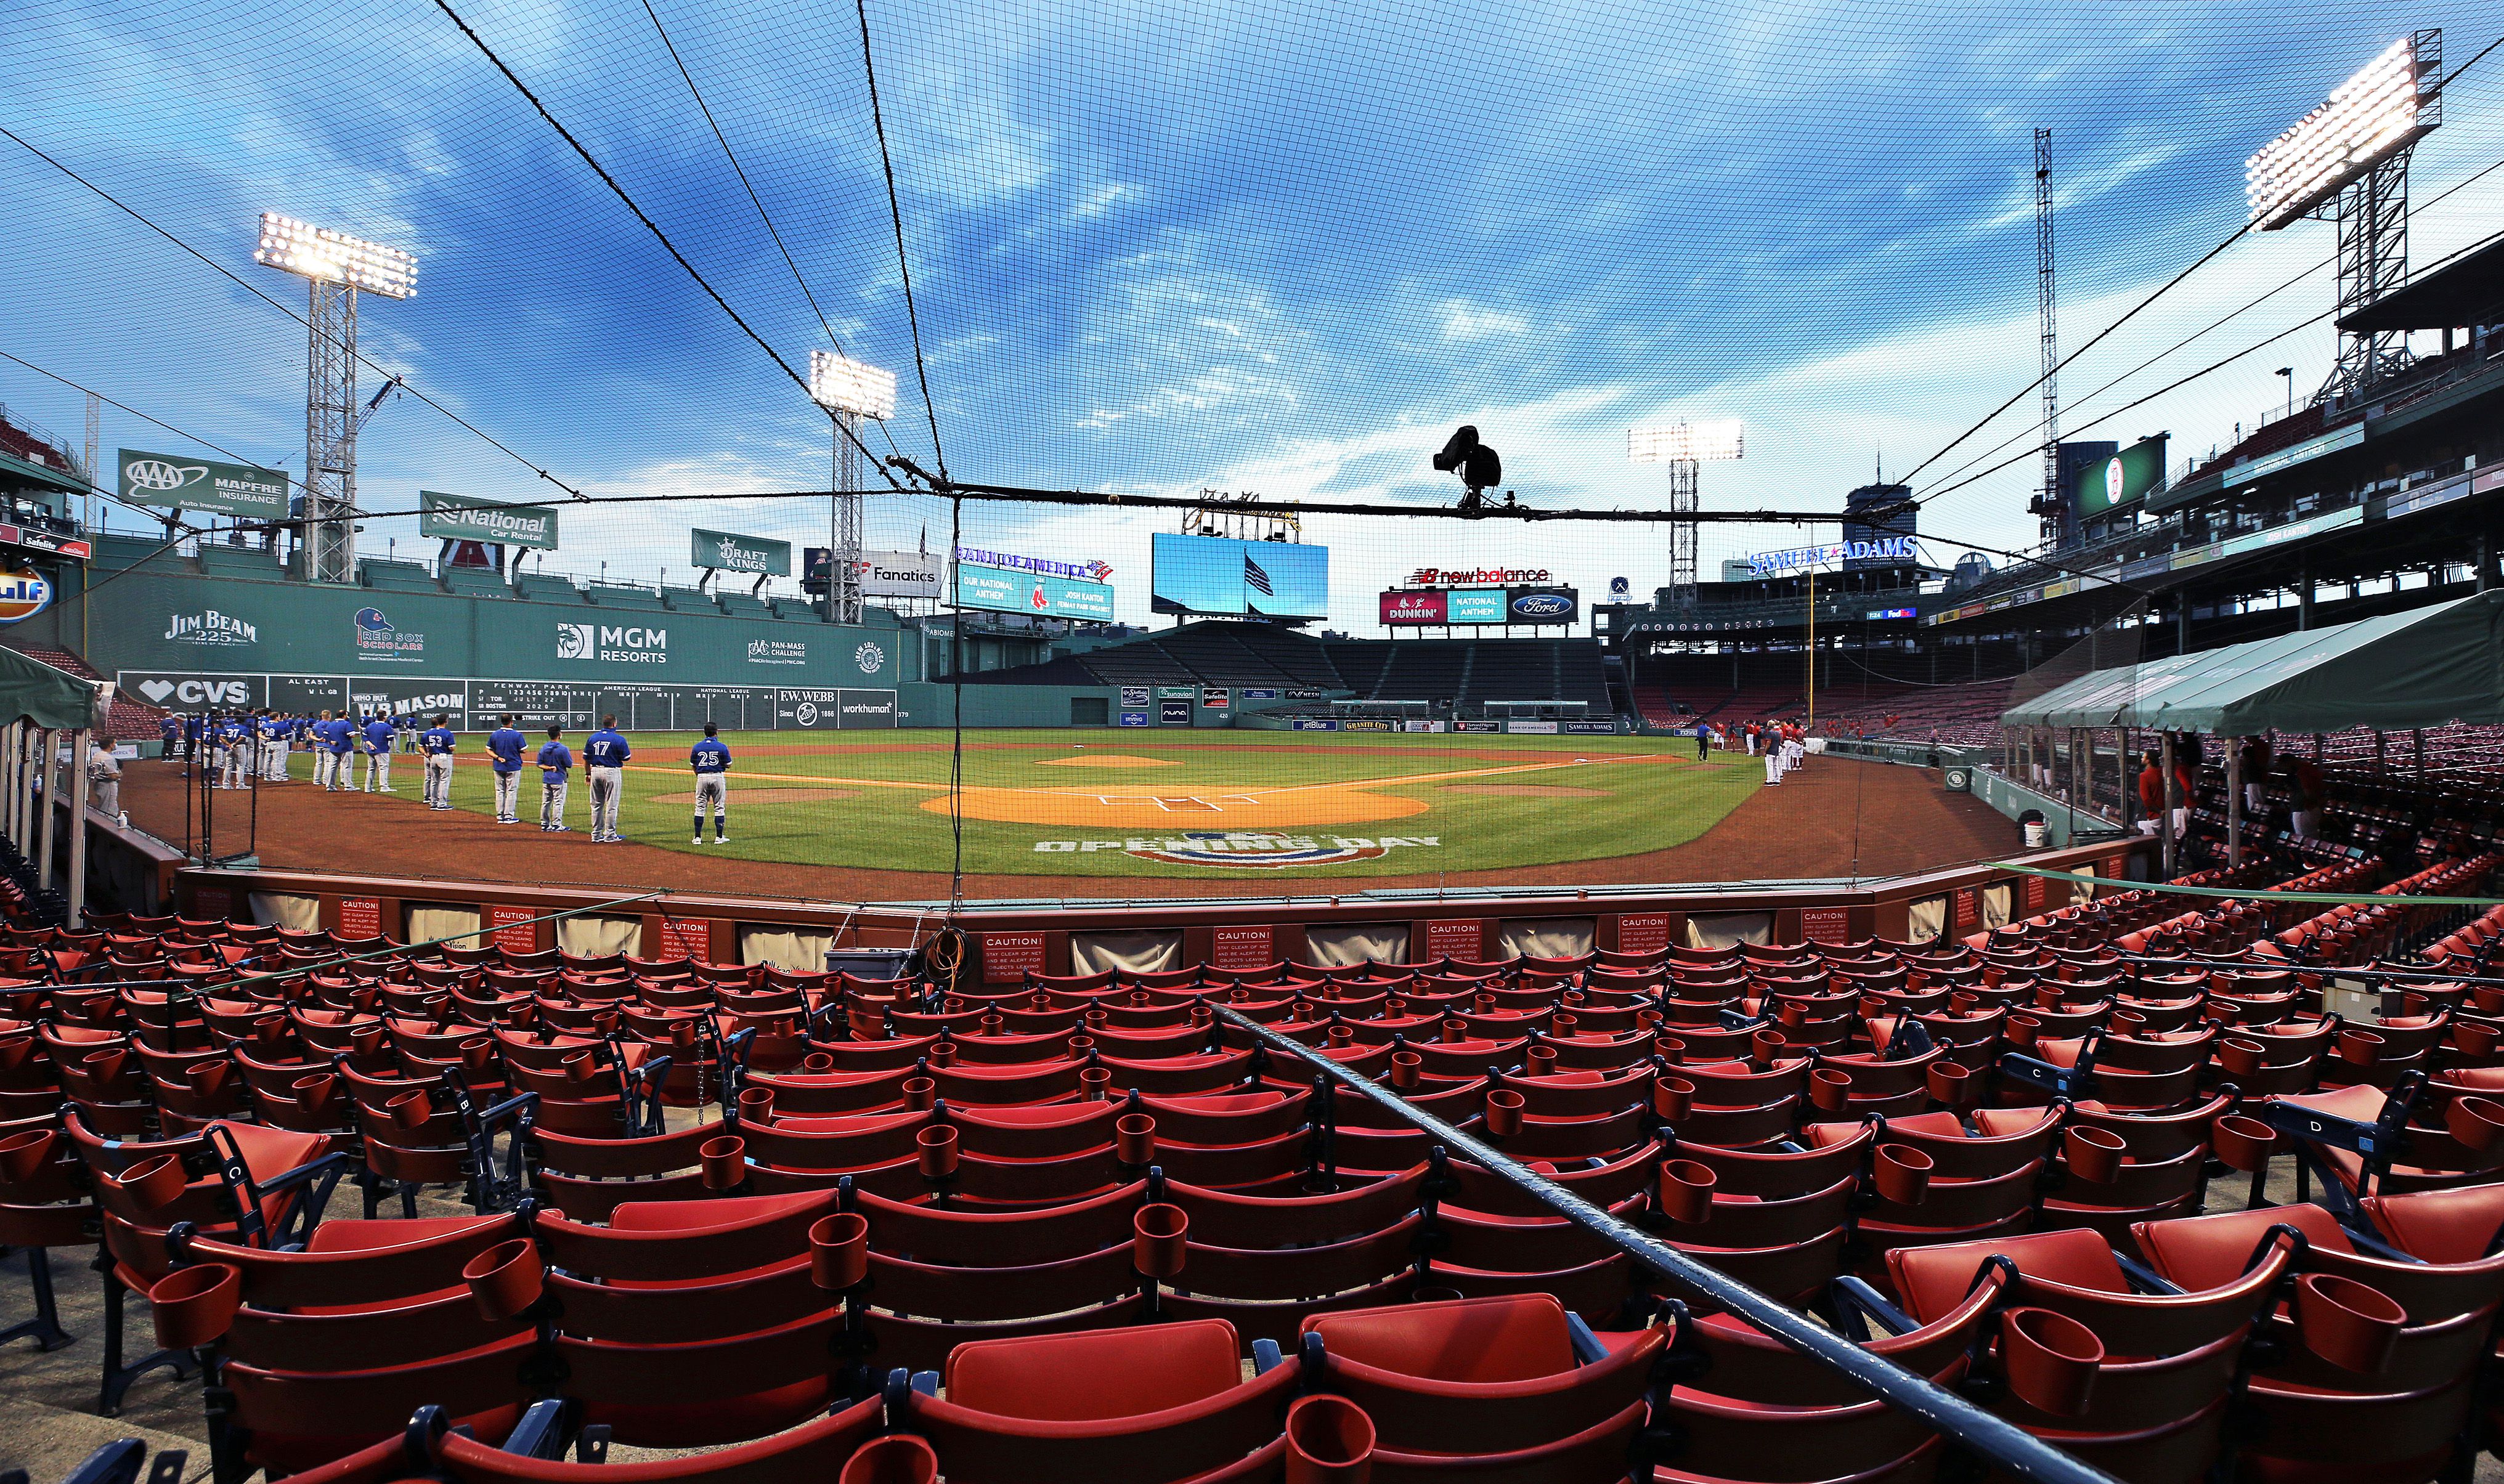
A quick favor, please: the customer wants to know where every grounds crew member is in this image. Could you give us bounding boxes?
[537,724,574,833]
[420,714,458,811]
[487,715,527,823]
[324,711,357,791]
[87,735,121,819]
[689,723,731,843]
[585,714,630,843]
[361,712,397,792]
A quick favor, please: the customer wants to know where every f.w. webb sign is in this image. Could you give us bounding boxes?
[418,490,560,550]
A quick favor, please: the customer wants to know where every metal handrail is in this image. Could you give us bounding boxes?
[1212,1004,2124,1484]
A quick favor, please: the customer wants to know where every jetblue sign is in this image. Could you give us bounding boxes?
[1747,536,1917,577]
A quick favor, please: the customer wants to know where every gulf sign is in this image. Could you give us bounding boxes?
[0,570,52,625]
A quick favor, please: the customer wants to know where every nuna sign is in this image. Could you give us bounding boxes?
[1746,536,1916,578]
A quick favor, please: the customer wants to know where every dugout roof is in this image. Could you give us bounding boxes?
[0,646,103,731]
[2000,591,2504,735]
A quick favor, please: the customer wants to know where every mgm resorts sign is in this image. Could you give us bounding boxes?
[418,490,560,550]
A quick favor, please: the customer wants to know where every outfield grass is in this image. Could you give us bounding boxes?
[437,728,1763,878]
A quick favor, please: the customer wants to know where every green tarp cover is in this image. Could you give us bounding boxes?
[0,646,100,731]
[2001,592,2504,734]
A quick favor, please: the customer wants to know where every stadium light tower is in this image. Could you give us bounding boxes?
[2247,31,2441,405]
[253,213,417,583]
[1628,420,1744,607]
[809,351,896,623]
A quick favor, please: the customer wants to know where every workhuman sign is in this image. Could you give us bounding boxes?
[1746,536,1916,577]
[418,490,560,550]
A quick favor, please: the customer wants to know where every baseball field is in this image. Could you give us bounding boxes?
[420,728,1761,879]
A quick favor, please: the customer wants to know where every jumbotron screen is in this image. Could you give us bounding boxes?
[1151,533,1329,618]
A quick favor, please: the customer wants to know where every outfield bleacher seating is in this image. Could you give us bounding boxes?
[441,565,516,600]
[358,559,441,595]
[662,586,720,615]
[584,583,670,612]
[514,573,588,606]
[196,544,287,582]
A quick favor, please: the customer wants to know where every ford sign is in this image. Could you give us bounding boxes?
[1507,588,1577,622]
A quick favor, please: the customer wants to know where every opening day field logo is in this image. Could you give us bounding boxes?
[1032,832,1441,868]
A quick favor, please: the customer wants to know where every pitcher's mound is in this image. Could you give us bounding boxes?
[1034,754,1180,769]
[654,789,859,806]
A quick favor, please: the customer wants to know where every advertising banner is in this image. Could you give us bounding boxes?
[118,449,288,517]
[1562,719,1618,734]
[1157,686,1196,700]
[419,490,560,550]
[1240,687,1279,700]
[1505,586,1579,624]
[1201,686,1230,709]
[0,570,52,626]
[1291,718,1339,731]
[954,561,1115,621]
[1400,720,1445,732]
[773,687,896,729]
[1343,719,1394,733]
[1506,720,1559,734]
[1380,590,1447,625]
[1454,720,1502,734]
[1447,588,1506,623]
[1120,686,1151,707]
[1158,699,1193,725]
[691,528,791,577]
[2070,435,2168,519]
[119,670,266,712]
[348,678,469,726]
[1118,711,1151,726]
[1152,533,1328,619]
[856,549,944,598]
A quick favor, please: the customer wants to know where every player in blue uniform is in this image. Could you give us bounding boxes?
[360,713,397,792]
[158,715,180,759]
[535,726,574,832]
[689,724,731,844]
[260,711,292,782]
[323,712,356,791]
[583,715,630,843]
[217,714,249,790]
[486,715,527,823]
[420,715,458,811]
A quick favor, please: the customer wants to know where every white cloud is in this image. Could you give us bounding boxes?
[1437,299,1533,341]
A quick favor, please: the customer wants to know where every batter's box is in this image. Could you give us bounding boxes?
[1091,794,1262,812]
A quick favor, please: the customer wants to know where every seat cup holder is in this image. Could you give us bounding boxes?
[106,1153,187,1214]
[2210,1114,2278,1174]
[1133,1202,1188,1279]
[904,1076,937,1112]
[1079,1066,1112,1101]
[1285,1393,1376,1484]
[1653,1036,1686,1064]
[1483,1088,1524,1138]
[1809,1068,1852,1114]
[0,1128,57,1183]
[2336,1029,2385,1067]
[2063,1125,2127,1185]
[463,1238,545,1322]
[699,1135,746,1191]
[1999,1307,2103,1417]
[2295,1271,2406,1376]
[1116,1113,1156,1166]
[838,1434,938,1484]
[1653,1076,1693,1122]
[738,1085,776,1122]
[1390,1050,1421,1090]
[2217,1037,2266,1081]
[148,1262,242,1350]
[2446,1095,2504,1152]
[185,1060,230,1096]
[1927,1061,1976,1109]
[1658,1159,1716,1225]
[916,1124,959,1179]
[385,1087,431,1129]
[810,1212,870,1291]
[1874,1143,1934,1205]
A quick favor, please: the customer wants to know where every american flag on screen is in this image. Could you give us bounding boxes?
[1244,553,1274,598]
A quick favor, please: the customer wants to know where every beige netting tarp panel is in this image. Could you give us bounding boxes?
[1298,923,1413,967]
[406,904,482,951]
[1906,895,1949,943]
[558,914,643,957]
[2069,864,2097,906]
[1980,883,2014,930]
[1495,918,1597,960]
[741,925,834,972]
[1071,929,1184,976]
[1685,911,1773,949]
[250,892,320,931]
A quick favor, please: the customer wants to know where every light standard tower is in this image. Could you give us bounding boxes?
[808,351,897,623]
[1627,421,1745,607]
[253,213,418,582]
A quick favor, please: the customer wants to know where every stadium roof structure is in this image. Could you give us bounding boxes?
[2001,591,2504,735]
[0,646,102,731]
[2338,237,2504,333]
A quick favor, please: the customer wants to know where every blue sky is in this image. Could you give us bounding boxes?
[5,0,2501,630]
